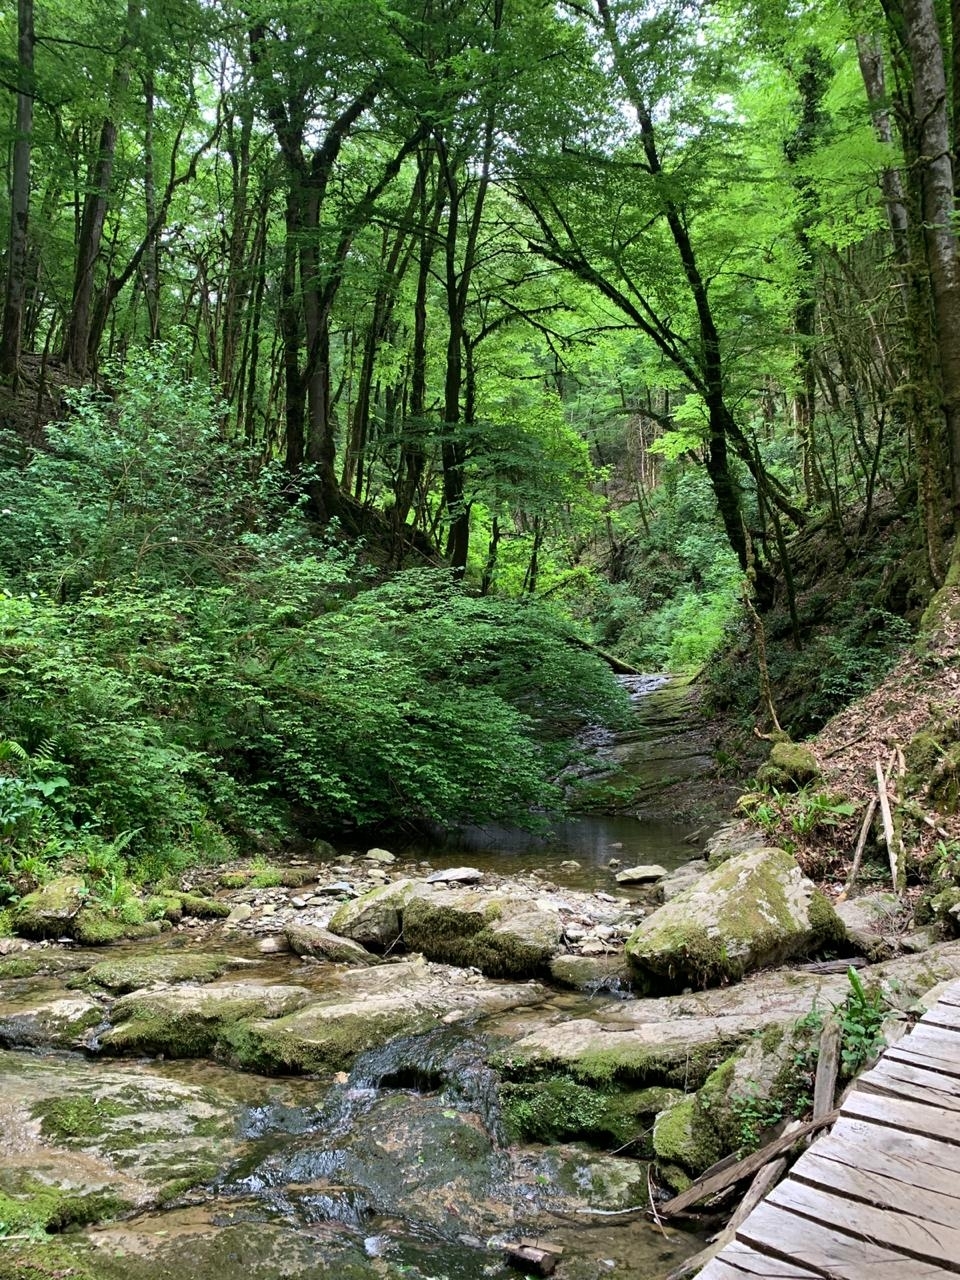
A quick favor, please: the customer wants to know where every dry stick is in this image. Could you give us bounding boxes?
[845,796,878,894]
[663,1130,800,1280]
[876,757,899,889]
[659,1109,839,1218]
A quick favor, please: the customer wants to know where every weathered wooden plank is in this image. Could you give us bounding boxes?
[884,1040,960,1080]
[857,1067,960,1112]
[918,1002,960,1032]
[697,1240,821,1280]
[829,1115,960,1177]
[812,1019,841,1120]
[716,1240,822,1279]
[737,1200,950,1279]
[794,1147,960,1228]
[863,1055,960,1101]
[926,989,960,1011]
[896,1022,960,1060]
[810,1127,960,1195]
[842,1088,960,1146]
[767,1178,960,1268]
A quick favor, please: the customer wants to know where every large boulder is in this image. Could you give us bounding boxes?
[625,847,844,990]
[12,876,86,938]
[402,888,562,978]
[327,877,419,950]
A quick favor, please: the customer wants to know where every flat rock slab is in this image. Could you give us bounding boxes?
[615,865,667,884]
[284,924,377,965]
[226,956,545,1076]
[72,952,255,993]
[425,867,484,884]
[0,990,104,1050]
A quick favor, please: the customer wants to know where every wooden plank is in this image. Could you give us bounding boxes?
[829,1115,960,1178]
[698,1241,822,1280]
[767,1178,960,1269]
[927,989,960,1011]
[863,1055,960,1101]
[794,1147,960,1229]
[858,1068,960,1112]
[809,1127,960,1197]
[716,1241,822,1279]
[885,1040,960,1080]
[737,1199,950,1279]
[919,1002,960,1031]
[897,1022,960,1057]
[812,1019,841,1120]
[842,1087,960,1145]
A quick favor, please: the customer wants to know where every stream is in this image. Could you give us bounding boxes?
[0,676,722,1280]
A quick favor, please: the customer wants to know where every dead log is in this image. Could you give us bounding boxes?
[504,1239,562,1276]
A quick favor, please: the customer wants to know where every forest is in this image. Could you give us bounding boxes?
[1,0,959,893]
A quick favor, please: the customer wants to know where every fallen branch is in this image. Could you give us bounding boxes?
[659,1109,839,1217]
[844,796,878,895]
[875,756,899,889]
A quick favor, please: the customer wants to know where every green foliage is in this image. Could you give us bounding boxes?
[835,967,887,1077]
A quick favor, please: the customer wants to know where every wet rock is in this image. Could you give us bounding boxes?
[548,953,633,994]
[101,982,314,1058]
[13,876,86,938]
[257,935,292,955]
[328,878,418,951]
[615,865,667,885]
[403,889,561,978]
[424,867,484,885]
[284,925,378,966]
[0,992,104,1050]
[625,846,844,990]
[72,952,254,993]
[224,956,544,1076]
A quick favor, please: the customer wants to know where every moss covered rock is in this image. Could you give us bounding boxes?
[101,982,314,1058]
[403,889,561,978]
[327,878,419,950]
[625,846,845,990]
[72,951,253,993]
[284,924,377,965]
[0,993,104,1050]
[652,1096,721,1174]
[12,875,86,938]
[549,953,634,993]
[756,741,820,790]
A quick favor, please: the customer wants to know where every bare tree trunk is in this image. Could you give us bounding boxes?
[142,70,160,340]
[0,0,35,384]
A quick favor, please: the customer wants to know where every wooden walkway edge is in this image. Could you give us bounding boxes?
[696,981,960,1280]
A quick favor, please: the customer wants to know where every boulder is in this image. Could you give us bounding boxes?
[327,878,418,950]
[625,846,844,990]
[659,860,708,900]
[835,893,901,962]
[615,865,667,885]
[0,993,104,1050]
[756,740,820,790]
[12,876,86,938]
[402,888,562,977]
[284,924,377,966]
[71,952,253,993]
[364,847,396,864]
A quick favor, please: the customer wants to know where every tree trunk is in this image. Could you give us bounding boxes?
[0,0,35,384]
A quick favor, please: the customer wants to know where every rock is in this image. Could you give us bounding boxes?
[12,876,86,938]
[284,924,377,966]
[549,953,633,994]
[312,839,337,859]
[901,925,942,953]
[0,993,104,1050]
[101,983,314,1058]
[72,953,253,993]
[559,860,581,870]
[835,893,901,962]
[705,822,768,868]
[226,903,254,924]
[424,867,484,885]
[327,878,418,950]
[314,881,357,896]
[364,848,396,864]
[757,740,821,790]
[625,846,844,990]
[659,860,708,900]
[615,865,667,885]
[402,888,562,978]
[257,935,291,954]
[224,956,543,1075]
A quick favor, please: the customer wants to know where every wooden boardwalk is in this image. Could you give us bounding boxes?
[697,982,960,1280]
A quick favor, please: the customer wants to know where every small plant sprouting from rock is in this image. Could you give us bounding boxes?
[836,967,887,1077]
